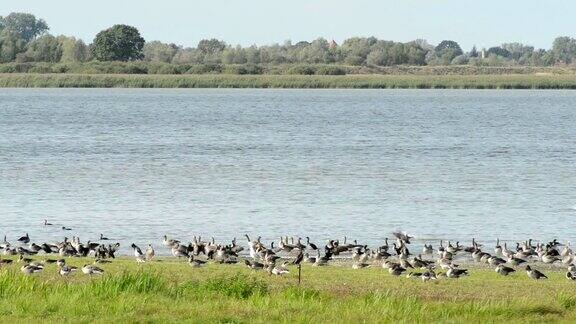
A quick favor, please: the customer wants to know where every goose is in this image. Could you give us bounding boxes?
[18,233,30,244]
[379,238,390,252]
[561,242,572,257]
[568,264,576,273]
[245,234,260,259]
[43,220,53,226]
[304,252,317,264]
[62,226,72,231]
[562,254,574,266]
[446,241,460,254]
[502,243,515,259]
[146,245,155,261]
[494,239,502,256]
[352,262,370,269]
[507,256,527,266]
[422,244,433,255]
[18,254,33,263]
[446,266,468,278]
[82,264,104,276]
[131,243,146,263]
[163,235,180,248]
[566,271,576,281]
[437,258,454,270]
[392,232,412,244]
[388,264,407,276]
[270,261,290,275]
[437,240,445,256]
[541,253,559,264]
[421,271,437,282]
[56,259,66,268]
[21,264,43,275]
[244,259,264,270]
[292,250,304,266]
[306,237,318,250]
[188,255,207,268]
[59,265,77,277]
[495,264,515,276]
[0,235,10,248]
[313,251,332,267]
[525,265,547,280]
[100,234,109,241]
[406,271,424,279]
[488,256,506,267]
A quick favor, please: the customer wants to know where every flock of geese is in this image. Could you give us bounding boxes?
[2,225,576,283]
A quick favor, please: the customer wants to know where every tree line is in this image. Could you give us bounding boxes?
[2,12,576,72]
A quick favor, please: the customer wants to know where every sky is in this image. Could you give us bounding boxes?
[1,0,574,50]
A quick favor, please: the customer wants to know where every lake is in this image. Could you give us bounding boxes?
[0,89,575,252]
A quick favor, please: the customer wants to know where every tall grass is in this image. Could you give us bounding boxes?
[0,261,575,322]
[1,73,576,89]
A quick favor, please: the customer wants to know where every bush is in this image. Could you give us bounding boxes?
[315,65,346,75]
[288,64,316,75]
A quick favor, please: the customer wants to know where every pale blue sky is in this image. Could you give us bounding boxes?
[1,0,574,50]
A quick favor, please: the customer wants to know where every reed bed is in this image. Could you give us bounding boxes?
[0,259,575,322]
[2,73,576,89]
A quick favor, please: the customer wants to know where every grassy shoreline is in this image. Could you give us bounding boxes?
[1,258,576,322]
[2,73,576,89]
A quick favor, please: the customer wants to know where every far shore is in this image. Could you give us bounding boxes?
[2,73,576,89]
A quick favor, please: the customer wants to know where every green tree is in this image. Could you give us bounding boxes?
[197,39,226,55]
[552,36,576,64]
[435,40,463,62]
[0,30,27,62]
[20,34,62,62]
[1,12,48,42]
[91,24,145,61]
[143,41,178,63]
[487,46,511,58]
[59,36,89,62]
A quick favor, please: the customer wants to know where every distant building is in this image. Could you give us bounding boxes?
[481,48,487,59]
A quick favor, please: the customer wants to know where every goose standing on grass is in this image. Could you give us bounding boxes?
[146,245,155,261]
[82,264,104,276]
[422,244,433,255]
[131,243,146,263]
[525,265,547,280]
[494,239,502,256]
[18,233,30,244]
[270,261,290,275]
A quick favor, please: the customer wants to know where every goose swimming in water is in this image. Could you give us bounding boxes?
[525,265,547,280]
[100,234,109,241]
[43,220,53,226]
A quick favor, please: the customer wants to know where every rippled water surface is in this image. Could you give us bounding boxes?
[1,89,575,250]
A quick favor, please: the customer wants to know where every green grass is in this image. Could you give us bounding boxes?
[0,258,575,322]
[2,73,576,89]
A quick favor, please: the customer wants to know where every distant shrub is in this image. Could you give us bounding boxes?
[288,64,316,75]
[315,65,346,75]
[186,64,223,74]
